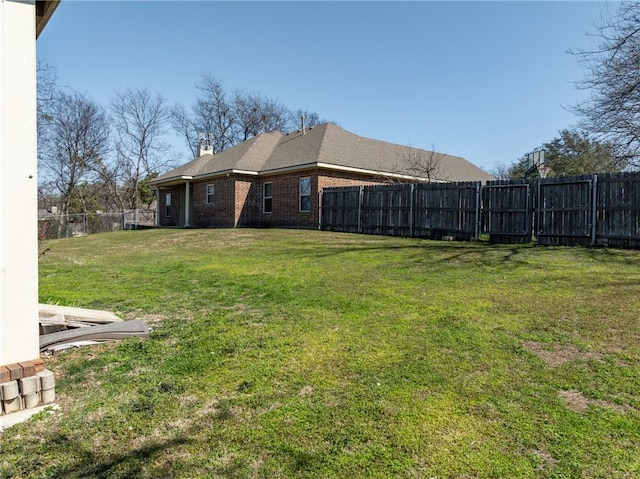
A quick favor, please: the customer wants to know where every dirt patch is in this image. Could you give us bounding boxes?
[523,341,602,367]
[558,389,628,414]
[298,386,314,397]
[532,449,558,471]
[558,389,591,412]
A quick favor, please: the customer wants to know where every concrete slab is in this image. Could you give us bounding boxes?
[0,403,58,432]
[39,304,123,323]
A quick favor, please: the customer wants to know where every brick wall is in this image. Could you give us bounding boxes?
[251,169,386,228]
[158,187,181,226]
[317,170,385,190]
[156,169,387,228]
[254,172,317,228]
[235,179,255,227]
[191,178,237,227]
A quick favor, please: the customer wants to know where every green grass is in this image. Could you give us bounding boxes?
[2,228,639,478]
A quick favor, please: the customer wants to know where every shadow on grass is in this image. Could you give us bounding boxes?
[40,428,244,479]
[284,237,534,266]
[51,433,189,478]
[582,245,640,266]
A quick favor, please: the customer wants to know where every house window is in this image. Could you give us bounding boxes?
[206,184,215,205]
[165,193,172,217]
[263,182,273,214]
[299,177,311,212]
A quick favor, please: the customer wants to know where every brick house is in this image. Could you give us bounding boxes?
[150,123,494,228]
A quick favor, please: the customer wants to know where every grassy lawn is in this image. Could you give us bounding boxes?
[2,228,639,478]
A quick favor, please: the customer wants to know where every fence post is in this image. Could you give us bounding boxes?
[474,182,481,240]
[358,186,364,234]
[591,174,598,246]
[409,183,415,238]
[318,189,323,230]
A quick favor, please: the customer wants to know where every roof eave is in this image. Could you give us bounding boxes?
[36,0,61,38]
[149,175,194,187]
[193,169,259,181]
[150,164,451,186]
[263,162,447,182]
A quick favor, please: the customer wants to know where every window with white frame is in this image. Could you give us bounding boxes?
[165,193,172,217]
[206,184,215,205]
[299,177,311,212]
[263,182,273,213]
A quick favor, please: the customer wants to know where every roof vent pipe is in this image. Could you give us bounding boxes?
[301,115,306,135]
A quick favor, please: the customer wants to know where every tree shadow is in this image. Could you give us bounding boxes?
[285,233,534,266]
[55,434,190,478]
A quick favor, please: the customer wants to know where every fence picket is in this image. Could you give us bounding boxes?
[320,172,640,249]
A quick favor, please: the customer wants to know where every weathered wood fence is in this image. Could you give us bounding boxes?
[320,172,640,248]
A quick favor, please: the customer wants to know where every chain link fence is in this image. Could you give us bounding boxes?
[38,210,156,240]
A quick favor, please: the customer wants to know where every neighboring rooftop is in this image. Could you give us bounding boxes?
[151,123,495,186]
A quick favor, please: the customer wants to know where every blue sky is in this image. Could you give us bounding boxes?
[36,1,615,174]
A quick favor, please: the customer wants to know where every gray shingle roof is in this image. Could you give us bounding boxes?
[151,123,494,185]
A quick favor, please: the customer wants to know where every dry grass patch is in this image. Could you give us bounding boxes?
[558,389,630,414]
[523,340,603,366]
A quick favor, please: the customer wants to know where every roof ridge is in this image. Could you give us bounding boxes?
[248,131,282,169]
[316,122,337,162]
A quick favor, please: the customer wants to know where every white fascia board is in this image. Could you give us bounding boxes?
[192,169,259,181]
[148,175,194,187]
[258,162,440,182]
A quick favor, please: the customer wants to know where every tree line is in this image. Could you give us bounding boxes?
[37,67,325,216]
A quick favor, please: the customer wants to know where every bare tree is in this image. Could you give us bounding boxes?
[573,2,640,168]
[110,87,175,211]
[233,91,296,140]
[253,95,291,134]
[490,162,514,180]
[39,90,110,215]
[36,59,58,139]
[233,90,266,142]
[389,146,447,182]
[193,74,236,153]
[170,102,199,159]
[171,74,326,158]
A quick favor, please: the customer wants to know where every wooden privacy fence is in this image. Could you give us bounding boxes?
[320,172,640,248]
